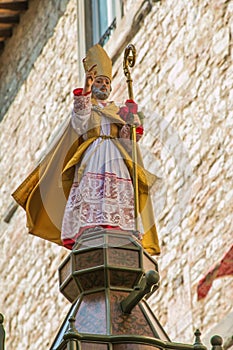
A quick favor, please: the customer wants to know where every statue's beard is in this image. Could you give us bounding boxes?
[92,86,110,100]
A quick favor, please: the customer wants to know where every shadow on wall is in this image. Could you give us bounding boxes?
[0,0,70,121]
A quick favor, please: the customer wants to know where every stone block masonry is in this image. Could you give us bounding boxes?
[0,0,78,349]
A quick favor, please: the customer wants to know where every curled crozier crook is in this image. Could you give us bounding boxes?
[123,44,136,100]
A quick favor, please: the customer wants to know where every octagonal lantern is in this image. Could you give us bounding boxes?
[58,228,158,303]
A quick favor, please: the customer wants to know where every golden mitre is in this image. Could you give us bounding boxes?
[83,44,112,81]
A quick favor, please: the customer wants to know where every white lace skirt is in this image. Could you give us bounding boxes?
[61,137,135,243]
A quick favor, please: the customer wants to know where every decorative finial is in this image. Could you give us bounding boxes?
[194,329,207,350]
[68,316,78,333]
[211,335,223,350]
[0,313,5,350]
[63,316,79,343]
[194,329,202,345]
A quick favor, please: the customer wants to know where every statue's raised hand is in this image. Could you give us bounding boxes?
[83,59,97,94]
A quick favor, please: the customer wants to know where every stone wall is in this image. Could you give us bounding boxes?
[0,0,232,348]
[0,0,72,121]
[0,0,78,348]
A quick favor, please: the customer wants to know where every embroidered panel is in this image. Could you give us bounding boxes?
[62,172,135,241]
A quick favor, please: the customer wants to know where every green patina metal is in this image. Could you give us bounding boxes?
[0,313,5,350]
[50,228,210,350]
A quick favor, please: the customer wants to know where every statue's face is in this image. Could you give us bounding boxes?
[92,75,111,100]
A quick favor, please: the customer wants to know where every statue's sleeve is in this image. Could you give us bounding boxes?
[71,88,92,134]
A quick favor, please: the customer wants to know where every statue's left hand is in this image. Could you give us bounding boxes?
[119,124,131,139]
[119,124,143,142]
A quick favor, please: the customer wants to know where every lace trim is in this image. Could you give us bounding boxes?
[73,94,91,115]
[71,94,92,133]
[61,172,135,240]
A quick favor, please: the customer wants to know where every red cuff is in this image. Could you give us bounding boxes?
[73,88,91,96]
[125,99,136,104]
[136,125,144,135]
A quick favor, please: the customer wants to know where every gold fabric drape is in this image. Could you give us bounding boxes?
[12,103,160,255]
